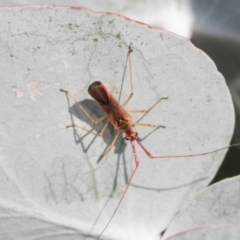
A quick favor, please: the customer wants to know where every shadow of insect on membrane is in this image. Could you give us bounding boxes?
[66,98,120,159]
[60,46,240,240]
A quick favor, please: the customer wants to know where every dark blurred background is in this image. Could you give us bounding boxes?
[192,30,240,184]
[189,0,240,184]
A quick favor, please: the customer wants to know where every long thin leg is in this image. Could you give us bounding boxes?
[67,119,109,137]
[136,139,240,159]
[67,124,99,136]
[98,120,110,137]
[60,89,105,124]
[101,130,121,157]
[97,141,139,240]
[132,122,166,128]
[126,97,168,113]
[122,47,134,107]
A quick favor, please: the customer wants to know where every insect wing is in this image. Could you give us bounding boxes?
[88,81,131,129]
[88,81,110,105]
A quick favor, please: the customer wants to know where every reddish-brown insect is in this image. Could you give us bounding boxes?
[60,47,239,240]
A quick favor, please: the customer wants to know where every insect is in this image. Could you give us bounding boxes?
[60,47,239,239]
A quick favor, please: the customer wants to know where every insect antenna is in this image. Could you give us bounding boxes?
[136,139,240,159]
[97,140,139,240]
